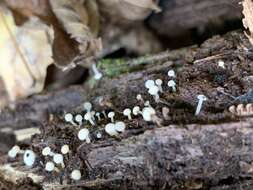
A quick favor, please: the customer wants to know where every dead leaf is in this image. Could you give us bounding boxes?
[49,0,102,70]
[0,9,53,101]
[97,0,160,22]
[242,0,253,44]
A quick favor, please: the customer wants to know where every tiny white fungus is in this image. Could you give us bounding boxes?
[23,150,36,167]
[108,112,115,123]
[78,128,89,141]
[123,108,132,120]
[84,112,95,126]
[105,123,118,136]
[92,64,103,80]
[167,80,176,92]
[71,169,81,181]
[45,161,55,172]
[61,145,70,155]
[95,112,101,121]
[148,85,160,102]
[42,147,51,156]
[155,79,163,92]
[8,145,20,158]
[53,154,64,165]
[83,102,92,112]
[115,121,126,132]
[132,106,141,115]
[168,69,176,78]
[75,114,83,125]
[145,80,155,89]
[218,60,225,69]
[142,107,156,122]
[96,132,102,139]
[195,94,207,115]
[64,113,77,126]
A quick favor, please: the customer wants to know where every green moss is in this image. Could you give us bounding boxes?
[97,59,129,77]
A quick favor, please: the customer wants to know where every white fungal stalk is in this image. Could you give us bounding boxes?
[95,112,101,121]
[92,64,103,80]
[84,112,95,126]
[195,94,207,115]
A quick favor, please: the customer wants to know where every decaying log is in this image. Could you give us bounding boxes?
[0,30,252,189]
[148,0,242,47]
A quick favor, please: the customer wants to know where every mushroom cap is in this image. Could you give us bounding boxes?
[197,94,207,101]
[53,154,64,164]
[136,94,142,100]
[83,102,92,111]
[132,106,141,115]
[78,128,89,141]
[64,113,73,122]
[75,114,83,123]
[123,108,131,116]
[95,112,100,116]
[145,80,155,89]
[45,162,55,172]
[167,80,176,87]
[42,147,51,156]
[71,170,81,181]
[108,111,115,118]
[96,132,102,138]
[168,69,176,77]
[105,123,118,136]
[8,145,20,158]
[142,107,156,121]
[148,85,159,95]
[115,121,126,132]
[61,145,70,155]
[155,79,163,86]
[23,150,36,167]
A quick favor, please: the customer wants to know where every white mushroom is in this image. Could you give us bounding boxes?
[167,80,176,92]
[75,114,83,126]
[78,128,90,142]
[132,106,141,115]
[96,132,102,139]
[148,85,160,102]
[64,113,77,126]
[23,150,36,167]
[136,94,144,103]
[155,79,163,92]
[42,147,52,156]
[145,80,155,89]
[142,107,156,121]
[71,169,82,181]
[8,145,20,158]
[92,64,103,80]
[123,108,132,120]
[45,161,55,172]
[95,112,101,121]
[195,94,207,115]
[115,121,126,133]
[61,145,70,155]
[168,69,176,78]
[105,123,118,136]
[83,102,92,112]
[218,60,225,69]
[84,112,95,126]
[53,154,64,167]
[108,112,115,123]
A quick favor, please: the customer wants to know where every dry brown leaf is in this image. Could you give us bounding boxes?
[242,0,253,44]
[98,0,160,22]
[49,0,102,70]
[0,9,53,101]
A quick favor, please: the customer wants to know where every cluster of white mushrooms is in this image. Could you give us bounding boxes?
[7,68,209,182]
